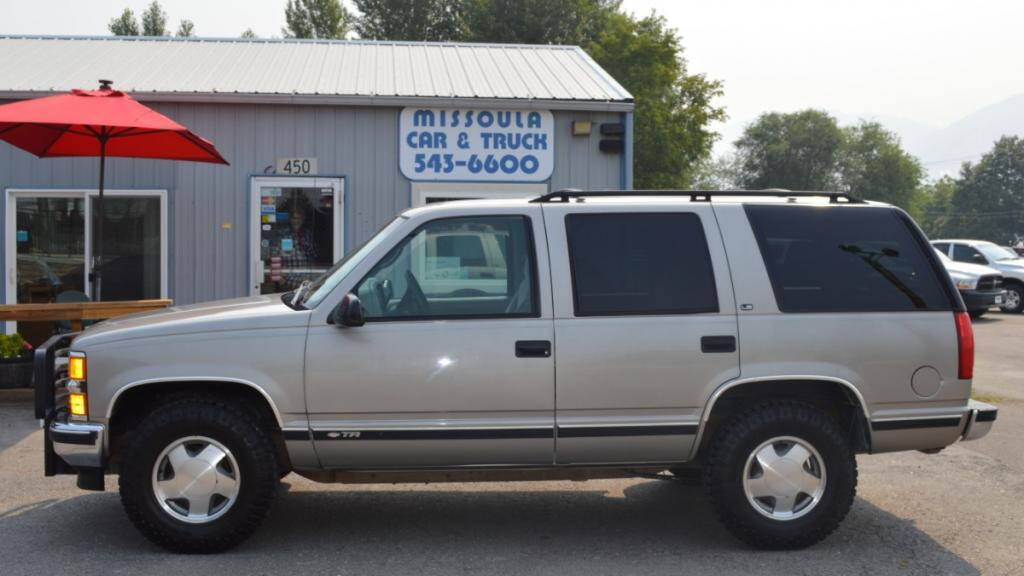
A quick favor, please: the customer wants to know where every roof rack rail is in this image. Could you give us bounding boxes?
[530,189,864,204]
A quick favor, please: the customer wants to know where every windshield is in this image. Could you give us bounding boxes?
[301,216,407,308]
[976,242,1019,262]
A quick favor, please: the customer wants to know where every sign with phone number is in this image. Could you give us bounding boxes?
[399,108,554,182]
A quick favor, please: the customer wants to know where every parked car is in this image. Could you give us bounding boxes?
[35,190,996,553]
[934,249,1005,318]
[932,239,1024,313]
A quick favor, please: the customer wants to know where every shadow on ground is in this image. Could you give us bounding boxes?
[0,477,979,576]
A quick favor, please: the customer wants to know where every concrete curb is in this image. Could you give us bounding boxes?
[0,388,33,404]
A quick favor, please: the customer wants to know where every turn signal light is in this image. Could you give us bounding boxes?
[69,356,86,381]
[69,393,87,417]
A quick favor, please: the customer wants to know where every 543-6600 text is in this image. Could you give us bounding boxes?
[414,153,540,175]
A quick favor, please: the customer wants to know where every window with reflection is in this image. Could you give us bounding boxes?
[354,216,537,320]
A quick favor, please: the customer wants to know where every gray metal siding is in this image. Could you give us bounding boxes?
[1,103,622,306]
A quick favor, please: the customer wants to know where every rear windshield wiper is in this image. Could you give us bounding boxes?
[839,243,927,309]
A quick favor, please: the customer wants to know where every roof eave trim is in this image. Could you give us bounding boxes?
[0,91,636,112]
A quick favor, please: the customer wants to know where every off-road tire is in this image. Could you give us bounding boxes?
[703,400,856,549]
[118,394,279,553]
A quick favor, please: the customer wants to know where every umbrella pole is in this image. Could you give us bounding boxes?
[93,135,106,301]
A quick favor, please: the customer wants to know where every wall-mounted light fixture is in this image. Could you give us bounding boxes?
[572,120,592,136]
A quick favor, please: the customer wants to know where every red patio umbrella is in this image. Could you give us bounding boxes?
[0,80,228,300]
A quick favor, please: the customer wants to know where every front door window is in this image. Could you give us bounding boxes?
[354,215,537,319]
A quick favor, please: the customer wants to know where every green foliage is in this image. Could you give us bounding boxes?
[354,0,463,41]
[241,28,258,39]
[0,333,27,360]
[460,0,618,46]
[691,154,740,190]
[735,110,844,191]
[839,122,924,208]
[141,1,168,36]
[948,136,1024,244]
[284,0,351,39]
[589,12,724,187]
[176,19,195,38]
[108,8,140,36]
[913,176,956,237]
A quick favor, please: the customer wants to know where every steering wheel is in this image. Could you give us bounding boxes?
[373,278,392,312]
[395,270,429,315]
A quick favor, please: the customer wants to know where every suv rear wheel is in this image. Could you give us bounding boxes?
[703,400,856,549]
[118,395,279,553]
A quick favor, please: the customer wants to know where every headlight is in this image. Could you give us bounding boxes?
[949,273,976,290]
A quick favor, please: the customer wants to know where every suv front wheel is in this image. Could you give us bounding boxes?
[118,395,280,553]
[703,400,856,549]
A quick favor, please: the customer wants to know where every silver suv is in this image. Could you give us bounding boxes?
[35,190,997,553]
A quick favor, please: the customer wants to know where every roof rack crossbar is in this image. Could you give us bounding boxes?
[530,189,864,204]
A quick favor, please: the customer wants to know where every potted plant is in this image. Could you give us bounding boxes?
[0,333,34,389]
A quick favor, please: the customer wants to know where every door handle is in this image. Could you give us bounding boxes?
[515,340,551,358]
[701,335,736,353]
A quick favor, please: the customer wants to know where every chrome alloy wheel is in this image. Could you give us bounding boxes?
[152,436,241,524]
[1002,287,1021,312]
[742,436,826,521]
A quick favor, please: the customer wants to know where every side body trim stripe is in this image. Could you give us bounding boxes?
[870,417,962,431]
[305,424,700,440]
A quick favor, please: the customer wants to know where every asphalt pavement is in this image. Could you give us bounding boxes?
[1,315,1022,575]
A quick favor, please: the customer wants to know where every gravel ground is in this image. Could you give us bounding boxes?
[1,315,1022,575]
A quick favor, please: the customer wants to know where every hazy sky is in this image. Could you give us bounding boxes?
[4,0,1023,133]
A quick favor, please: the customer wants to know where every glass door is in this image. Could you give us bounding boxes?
[5,189,167,343]
[88,195,165,301]
[250,177,344,295]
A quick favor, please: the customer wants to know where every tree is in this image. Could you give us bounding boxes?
[588,12,724,187]
[949,136,1024,243]
[141,1,168,36]
[460,0,617,46]
[913,176,956,238]
[735,110,844,191]
[283,0,351,39]
[176,20,195,37]
[109,8,140,36]
[691,154,740,190]
[241,28,258,39]
[354,0,462,41]
[839,121,923,209]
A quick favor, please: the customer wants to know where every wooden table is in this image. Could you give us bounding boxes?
[0,299,173,331]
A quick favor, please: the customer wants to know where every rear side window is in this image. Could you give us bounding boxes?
[932,242,950,254]
[745,205,951,312]
[565,213,718,316]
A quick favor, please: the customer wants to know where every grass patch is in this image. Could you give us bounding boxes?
[971,392,1005,404]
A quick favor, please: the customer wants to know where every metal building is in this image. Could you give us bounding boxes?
[0,35,633,335]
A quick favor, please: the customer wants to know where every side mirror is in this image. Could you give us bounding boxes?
[330,293,365,327]
[973,253,988,265]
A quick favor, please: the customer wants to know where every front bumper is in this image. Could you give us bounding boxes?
[960,288,1006,311]
[961,399,998,441]
[49,419,105,468]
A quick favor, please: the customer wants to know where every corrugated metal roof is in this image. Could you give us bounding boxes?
[0,35,633,110]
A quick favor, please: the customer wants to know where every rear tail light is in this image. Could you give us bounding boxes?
[955,311,974,380]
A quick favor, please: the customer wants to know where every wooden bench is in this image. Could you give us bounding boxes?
[0,299,173,331]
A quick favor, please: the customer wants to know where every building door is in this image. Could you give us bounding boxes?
[250,176,344,296]
[4,189,167,341]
